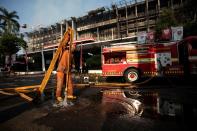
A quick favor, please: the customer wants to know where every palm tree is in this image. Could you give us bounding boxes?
[0,7,20,34]
[0,7,26,69]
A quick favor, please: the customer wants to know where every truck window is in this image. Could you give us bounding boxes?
[104,52,126,64]
[104,53,112,64]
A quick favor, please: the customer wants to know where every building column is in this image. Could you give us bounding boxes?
[97,27,100,41]
[41,43,46,72]
[156,0,161,20]
[25,50,29,72]
[60,21,64,40]
[171,0,174,9]
[53,49,56,57]
[125,1,129,36]
[65,20,69,31]
[80,44,83,73]
[135,0,138,33]
[71,17,77,40]
[115,5,120,38]
[146,0,149,32]
[157,0,160,12]
[111,28,114,40]
[180,0,183,4]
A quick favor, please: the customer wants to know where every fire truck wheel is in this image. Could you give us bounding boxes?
[124,68,139,83]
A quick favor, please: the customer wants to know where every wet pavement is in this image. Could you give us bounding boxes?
[0,74,197,131]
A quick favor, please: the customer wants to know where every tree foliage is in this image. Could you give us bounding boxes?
[0,7,27,66]
[155,0,197,38]
[183,22,197,37]
[179,0,197,36]
[0,34,27,56]
[178,0,197,23]
[0,7,20,34]
[0,34,27,69]
[86,55,101,69]
[155,8,178,36]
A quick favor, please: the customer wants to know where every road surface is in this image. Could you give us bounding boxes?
[0,74,197,131]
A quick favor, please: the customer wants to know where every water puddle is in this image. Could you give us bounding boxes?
[102,89,197,130]
[102,89,143,118]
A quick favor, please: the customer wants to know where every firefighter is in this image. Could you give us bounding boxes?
[55,35,75,104]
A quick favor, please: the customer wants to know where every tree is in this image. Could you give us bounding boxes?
[178,0,197,23]
[86,55,101,69]
[0,34,27,66]
[155,0,197,39]
[0,7,27,68]
[177,0,197,37]
[0,7,20,34]
[155,8,178,38]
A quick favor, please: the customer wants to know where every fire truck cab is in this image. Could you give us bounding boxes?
[102,36,197,83]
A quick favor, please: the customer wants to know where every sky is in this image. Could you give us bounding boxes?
[0,0,125,33]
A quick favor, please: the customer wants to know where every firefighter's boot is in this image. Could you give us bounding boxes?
[55,72,64,106]
[63,73,76,107]
[67,72,76,99]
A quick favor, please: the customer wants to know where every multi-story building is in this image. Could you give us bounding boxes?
[26,0,184,71]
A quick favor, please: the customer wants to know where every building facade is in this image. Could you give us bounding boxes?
[26,0,184,71]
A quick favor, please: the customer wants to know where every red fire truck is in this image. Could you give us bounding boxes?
[102,36,197,83]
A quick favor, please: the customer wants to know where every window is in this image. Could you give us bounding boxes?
[190,39,197,50]
[104,52,126,64]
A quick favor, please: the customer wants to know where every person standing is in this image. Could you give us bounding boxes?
[55,30,75,104]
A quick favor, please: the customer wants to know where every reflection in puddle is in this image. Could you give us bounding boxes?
[139,91,184,119]
[102,89,197,130]
[158,97,182,116]
[102,89,143,117]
